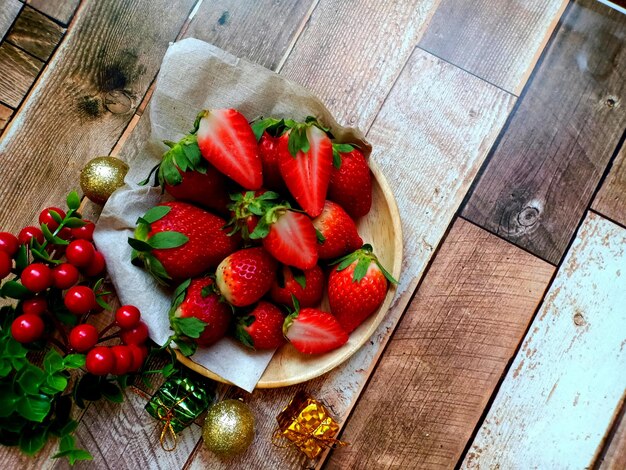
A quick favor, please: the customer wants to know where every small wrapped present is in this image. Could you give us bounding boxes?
[145,372,214,450]
[274,390,347,459]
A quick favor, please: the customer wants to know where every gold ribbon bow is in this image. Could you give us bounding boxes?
[154,394,193,451]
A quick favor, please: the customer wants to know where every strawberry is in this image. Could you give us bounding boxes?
[328,144,372,218]
[328,244,397,334]
[283,303,348,355]
[277,120,333,217]
[226,190,279,241]
[312,200,363,259]
[251,205,318,270]
[258,132,288,191]
[196,109,262,189]
[172,277,231,347]
[215,247,277,307]
[235,301,286,350]
[270,265,325,308]
[128,202,240,284]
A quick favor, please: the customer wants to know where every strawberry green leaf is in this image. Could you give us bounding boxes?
[141,206,171,224]
[139,163,160,187]
[251,117,283,141]
[287,127,310,157]
[235,322,255,349]
[336,257,356,271]
[353,257,371,282]
[66,191,81,211]
[292,268,307,289]
[333,143,354,153]
[145,255,172,285]
[148,231,188,249]
[175,317,207,339]
[176,340,196,357]
[249,218,270,239]
[182,142,202,168]
[1,281,29,299]
[332,147,342,169]
[375,260,398,285]
[171,279,191,311]
[315,228,326,243]
[63,217,86,228]
[127,237,152,252]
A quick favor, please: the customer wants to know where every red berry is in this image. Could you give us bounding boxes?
[11,313,45,343]
[69,324,99,352]
[18,226,44,246]
[115,305,141,330]
[21,263,53,292]
[0,251,12,279]
[57,227,73,241]
[82,251,105,277]
[22,298,48,315]
[64,286,96,315]
[120,321,149,345]
[65,240,95,267]
[52,263,80,289]
[86,347,114,375]
[0,232,19,256]
[71,221,95,241]
[38,207,66,231]
[127,344,148,372]
[111,345,133,375]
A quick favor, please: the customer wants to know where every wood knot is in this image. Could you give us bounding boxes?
[573,312,585,326]
[104,90,133,114]
[517,206,539,227]
[605,96,619,109]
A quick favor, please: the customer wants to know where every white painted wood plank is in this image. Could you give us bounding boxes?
[463,211,626,470]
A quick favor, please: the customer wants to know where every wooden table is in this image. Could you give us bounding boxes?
[1,0,625,468]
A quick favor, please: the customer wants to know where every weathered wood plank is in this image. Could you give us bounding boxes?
[185,48,515,470]
[0,0,196,235]
[0,102,13,132]
[326,218,554,469]
[599,401,626,470]
[463,212,626,469]
[183,0,317,70]
[279,0,440,130]
[593,139,626,228]
[419,0,567,95]
[26,0,79,26]
[462,0,626,265]
[0,0,22,41]
[0,41,43,107]
[7,5,65,61]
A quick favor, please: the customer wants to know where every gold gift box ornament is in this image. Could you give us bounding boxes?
[273,390,348,459]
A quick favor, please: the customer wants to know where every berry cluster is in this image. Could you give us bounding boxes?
[0,192,148,377]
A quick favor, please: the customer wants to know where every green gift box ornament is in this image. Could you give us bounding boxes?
[145,372,214,451]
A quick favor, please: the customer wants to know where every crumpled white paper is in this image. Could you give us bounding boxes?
[93,38,369,392]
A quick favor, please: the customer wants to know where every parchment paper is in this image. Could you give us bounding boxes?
[93,38,370,392]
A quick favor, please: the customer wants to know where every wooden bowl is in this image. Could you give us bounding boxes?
[177,160,403,388]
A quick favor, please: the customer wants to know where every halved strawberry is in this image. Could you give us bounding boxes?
[196,109,262,189]
[235,301,286,350]
[283,303,348,355]
[328,144,372,218]
[313,200,363,259]
[270,264,325,308]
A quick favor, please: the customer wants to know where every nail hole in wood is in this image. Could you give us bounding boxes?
[573,312,585,326]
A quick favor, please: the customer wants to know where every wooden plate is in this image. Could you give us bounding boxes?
[177,160,403,388]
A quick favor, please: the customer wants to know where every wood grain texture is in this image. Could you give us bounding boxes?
[26,0,79,26]
[279,0,440,130]
[0,0,196,235]
[593,139,626,227]
[462,0,626,265]
[0,0,22,41]
[599,401,626,470]
[0,102,13,132]
[463,212,626,469]
[7,5,65,61]
[419,0,567,94]
[326,218,554,470]
[183,0,316,70]
[185,48,515,470]
[0,41,43,107]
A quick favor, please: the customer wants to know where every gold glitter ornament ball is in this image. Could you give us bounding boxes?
[80,156,129,204]
[202,399,255,457]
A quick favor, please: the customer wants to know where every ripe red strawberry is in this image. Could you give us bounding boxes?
[278,122,333,217]
[215,247,277,307]
[258,132,287,191]
[328,244,397,334]
[174,278,231,347]
[283,305,348,354]
[328,144,372,218]
[129,202,240,284]
[235,301,286,350]
[312,200,363,259]
[270,265,325,308]
[251,205,318,270]
[196,109,262,189]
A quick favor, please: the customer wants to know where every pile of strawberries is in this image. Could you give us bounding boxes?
[134,109,396,356]
[0,193,148,376]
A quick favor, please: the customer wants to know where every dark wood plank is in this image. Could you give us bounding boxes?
[462,0,626,265]
[599,400,626,470]
[419,0,567,95]
[0,0,196,235]
[26,0,79,26]
[0,41,43,107]
[0,0,22,40]
[326,218,554,470]
[7,5,65,61]
[0,102,13,132]
[592,139,626,227]
[183,0,316,70]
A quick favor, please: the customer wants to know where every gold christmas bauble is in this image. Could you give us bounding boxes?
[202,399,255,457]
[80,156,129,204]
